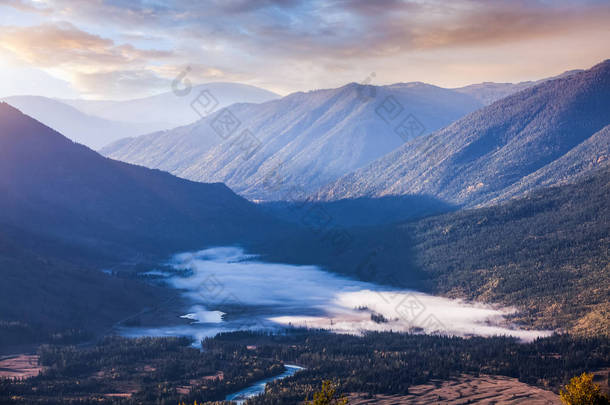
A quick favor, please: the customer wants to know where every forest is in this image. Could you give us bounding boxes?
[266,167,610,335]
[2,330,608,404]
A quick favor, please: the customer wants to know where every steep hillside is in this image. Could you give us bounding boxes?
[102,83,482,199]
[317,60,610,207]
[275,167,610,335]
[0,102,275,258]
[0,224,165,344]
[1,96,160,149]
[0,103,286,337]
[489,124,609,204]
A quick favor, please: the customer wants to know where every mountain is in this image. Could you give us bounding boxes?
[453,69,584,105]
[0,102,279,257]
[453,82,536,105]
[1,96,160,149]
[0,223,165,344]
[316,60,610,207]
[260,194,456,228]
[101,82,483,199]
[0,102,283,336]
[62,82,280,129]
[488,124,609,205]
[269,167,610,335]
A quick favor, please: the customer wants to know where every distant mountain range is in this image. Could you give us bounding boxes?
[316,60,610,207]
[101,82,483,199]
[62,82,280,129]
[453,69,584,105]
[2,83,279,150]
[1,95,161,150]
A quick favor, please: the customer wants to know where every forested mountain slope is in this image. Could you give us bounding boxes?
[0,103,283,338]
[271,167,610,335]
[102,82,482,199]
[0,103,276,258]
[317,60,610,207]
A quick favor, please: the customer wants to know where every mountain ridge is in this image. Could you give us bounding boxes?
[0,102,279,259]
[315,59,610,207]
[0,101,289,335]
[1,95,162,149]
[102,81,483,200]
[453,68,585,105]
[62,82,280,128]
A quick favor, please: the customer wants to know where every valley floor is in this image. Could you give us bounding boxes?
[347,375,560,404]
[0,355,41,380]
[1,332,609,404]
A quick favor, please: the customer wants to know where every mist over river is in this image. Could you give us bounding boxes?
[121,247,551,343]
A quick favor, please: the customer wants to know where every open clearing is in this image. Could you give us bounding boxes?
[0,355,42,379]
[348,374,560,404]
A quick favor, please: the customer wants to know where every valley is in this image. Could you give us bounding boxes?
[0,10,608,402]
[118,247,551,342]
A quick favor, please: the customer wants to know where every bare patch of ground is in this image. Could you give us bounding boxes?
[100,382,139,399]
[177,371,225,395]
[347,374,560,404]
[104,392,135,398]
[0,354,42,379]
[199,371,224,382]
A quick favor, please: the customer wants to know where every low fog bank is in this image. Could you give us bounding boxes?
[121,247,551,343]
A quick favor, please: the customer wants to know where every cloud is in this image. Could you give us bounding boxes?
[150,64,230,82]
[1,0,52,14]
[2,0,609,97]
[72,69,171,98]
[0,21,179,98]
[0,55,78,98]
[404,1,610,51]
[206,0,304,14]
[73,64,236,99]
[0,22,172,70]
[8,2,610,58]
[154,247,552,342]
[218,0,610,58]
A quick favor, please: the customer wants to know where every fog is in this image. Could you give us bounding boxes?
[121,247,551,343]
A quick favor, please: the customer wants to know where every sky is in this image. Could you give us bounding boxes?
[0,0,609,100]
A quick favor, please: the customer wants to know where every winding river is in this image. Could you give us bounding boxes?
[225,365,304,404]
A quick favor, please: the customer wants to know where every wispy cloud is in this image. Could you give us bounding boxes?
[1,0,52,14]
[0,22,172,69]
[1,0,609,98]
[72,69,171,99]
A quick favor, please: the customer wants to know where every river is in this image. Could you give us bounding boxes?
[225,364,303,404]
